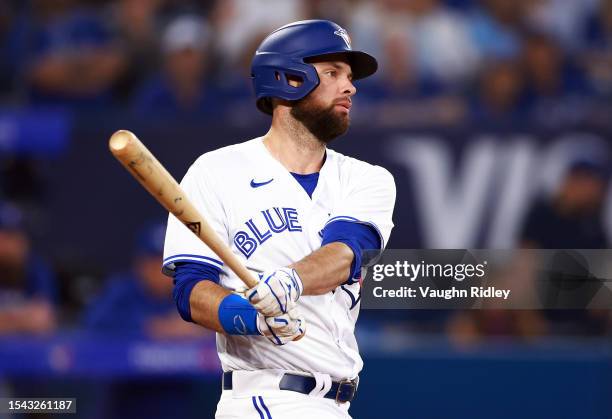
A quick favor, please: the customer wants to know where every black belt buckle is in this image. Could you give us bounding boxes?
[335,379,357,404]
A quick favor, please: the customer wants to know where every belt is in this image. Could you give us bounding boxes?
[222,371,358,404]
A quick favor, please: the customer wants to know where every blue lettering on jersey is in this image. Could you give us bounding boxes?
[262,207,288,233]
[283,208,302,232]
[234,231,257,258]
[245,219,272,244]
[234,207,302,258]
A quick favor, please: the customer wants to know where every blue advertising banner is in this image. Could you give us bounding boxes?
[0,110,72,156]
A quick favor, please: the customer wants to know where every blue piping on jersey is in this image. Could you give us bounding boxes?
[341,284,361,310]
[258,396,272,419]
[163,255,224,273]
[252,396,265,419]
[163,253,224,265]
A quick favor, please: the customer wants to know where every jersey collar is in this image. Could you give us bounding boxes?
[255,136,334,203]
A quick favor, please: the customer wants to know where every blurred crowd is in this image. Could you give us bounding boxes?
[0,202,204,340]
[0,0,611,123]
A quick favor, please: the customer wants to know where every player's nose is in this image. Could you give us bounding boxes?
[341,77,357,97]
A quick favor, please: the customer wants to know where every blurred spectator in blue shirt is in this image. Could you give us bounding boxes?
[358,29,444,101]
[26,0,126,108]
[522,32,590,118]
[132,15,219,116]
[210,0,301,77]
[0,202,57,335]
[581,0,612,98]
[406,0,479,86]
[85,221,202,339]
[350,0,479,89]
[0,1,32,103]
[521,157,610,249]
[105,0,163,103]
[523,0,598,52]
[466,0,523,60]
[470,59,526,123]
[355,27,466,127]
[522,31,577,94]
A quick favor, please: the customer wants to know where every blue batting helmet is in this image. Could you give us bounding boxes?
[251,20,378,115]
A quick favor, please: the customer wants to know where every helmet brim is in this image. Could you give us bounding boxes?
[305,50,378,80]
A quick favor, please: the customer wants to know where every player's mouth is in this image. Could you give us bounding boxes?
[334,99,352,113]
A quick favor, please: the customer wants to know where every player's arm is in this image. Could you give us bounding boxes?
[188,280,230,333]
[171,262,304,344]
[291,242,354,295]
[292,218,381,295]
[171,262,242,334]
[250,221,381,311]
[249,222,379,311]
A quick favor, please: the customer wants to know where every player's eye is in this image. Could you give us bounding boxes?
[325,70,337,77]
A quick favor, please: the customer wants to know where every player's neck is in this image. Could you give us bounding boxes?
[263,116,326,174]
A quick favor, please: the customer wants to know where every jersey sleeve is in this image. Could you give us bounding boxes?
[321,220,381,283]
[326,164,396,251]
[162,158,228,276]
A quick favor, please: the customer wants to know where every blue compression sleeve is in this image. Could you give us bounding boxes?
[172,261,221,322]
[321,220,381,284]
[218,294,259,335]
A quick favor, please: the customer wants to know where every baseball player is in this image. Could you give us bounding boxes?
[163,20,396,418]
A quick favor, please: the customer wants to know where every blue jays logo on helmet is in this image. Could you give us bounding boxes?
[334,28,351,49]
[250,20,377,115]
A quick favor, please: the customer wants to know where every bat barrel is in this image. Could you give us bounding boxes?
[108,130,260,289]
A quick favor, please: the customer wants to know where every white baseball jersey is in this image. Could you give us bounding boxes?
[163,136,395,380]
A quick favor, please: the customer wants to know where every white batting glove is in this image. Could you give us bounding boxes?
[247,268,303,317]
[256,307,306,346]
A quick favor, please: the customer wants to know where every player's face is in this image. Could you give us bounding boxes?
[290,56,356,144]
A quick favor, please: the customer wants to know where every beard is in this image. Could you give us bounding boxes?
[290,95,350,144]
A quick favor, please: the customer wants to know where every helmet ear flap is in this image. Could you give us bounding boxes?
[251,57,320,114]
[255,70,305,114]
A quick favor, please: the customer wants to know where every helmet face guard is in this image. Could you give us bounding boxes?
[251,20,378,115]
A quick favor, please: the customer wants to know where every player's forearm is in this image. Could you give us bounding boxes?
[291,242,354,295]
[189,280,232,333]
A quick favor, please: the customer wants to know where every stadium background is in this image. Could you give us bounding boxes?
[1,0,611,418]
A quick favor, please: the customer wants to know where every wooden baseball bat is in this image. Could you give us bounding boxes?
[108,130,260,289]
